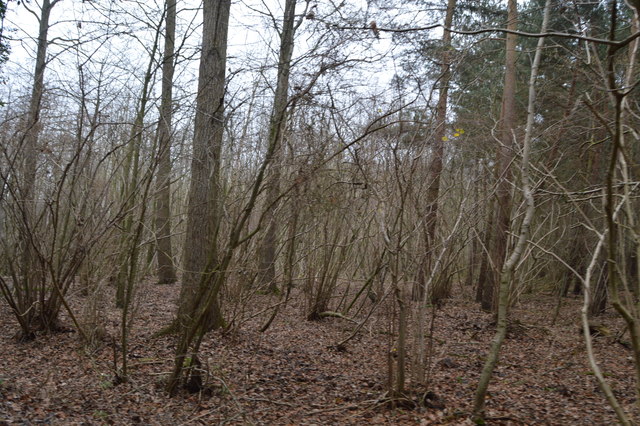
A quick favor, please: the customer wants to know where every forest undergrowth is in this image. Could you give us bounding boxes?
[0,280,635,425]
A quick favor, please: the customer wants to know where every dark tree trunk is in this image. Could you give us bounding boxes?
[18,0,58,337]
[479,0,518,312]
[155,0,178,285]
[416,0,456,303]
[256,0,298,294]
[176,0,232,332]
[589,261,608,316]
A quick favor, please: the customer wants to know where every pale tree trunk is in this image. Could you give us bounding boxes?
[256,0,299,293]
[583,218,631,425]
[22,0,56,203]
[18,0,59,337]
[473,0,547,419]
[479,0,518,312]
[176,0,231,335]
[417,0,456,303]
[155,0,178,285]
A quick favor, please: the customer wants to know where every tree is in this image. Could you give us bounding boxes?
[14,0,60,338]
[473,0,547,418]
[175,0,231,333]
[255,0,300,294]
[599,0,640,419]
[154,0,178,285]
[419,0,456,303]
[166,0,231,396]
[476,0,518,312]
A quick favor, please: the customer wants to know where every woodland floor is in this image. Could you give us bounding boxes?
[0,280,637,425]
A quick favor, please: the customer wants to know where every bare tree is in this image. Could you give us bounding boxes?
[13,0,60,338]
[418,0,456,303]
[154,0,178,285]
[175,0,232,333]
[256,0,302,294]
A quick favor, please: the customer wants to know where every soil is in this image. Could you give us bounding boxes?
[0,281,636,425]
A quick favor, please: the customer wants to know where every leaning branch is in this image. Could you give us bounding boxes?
[323,21,640,48]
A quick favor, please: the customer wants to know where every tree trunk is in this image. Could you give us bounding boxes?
[476,200,494,304]
[588,261,608,315]
[479,0,518,312]
[155,0,178,285]
[420,0,456,304]
[256,0,298,293]
[18,0,58,337]
[473,0,546,418]
[176,0,231,333]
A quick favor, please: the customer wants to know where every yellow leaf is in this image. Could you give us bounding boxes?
[442,136,449,141]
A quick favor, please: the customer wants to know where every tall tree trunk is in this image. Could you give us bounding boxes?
[473,0,547,418]
[479,0,518,312]
[418,0,456,303]
[155,0,178,285]
[18,0,58,336]
[167,0,305,393]
[176,0,231,333]
[256,0,298,293]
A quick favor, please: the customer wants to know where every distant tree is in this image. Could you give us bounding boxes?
[256,0,300,294]
[474,0,545,419]
[419,0,456,303]
[476,0,518,312]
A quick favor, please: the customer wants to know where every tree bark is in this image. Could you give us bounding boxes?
[588,261,608,315]
[603,1,640,415]
[473,0,545,418]
[176,0,231,332]
[418,0,456,304]
[256,0,298,293]
[155,0,178,285]
[18,0,58,336]
[476,198,494,304]
[480,0,518,312]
